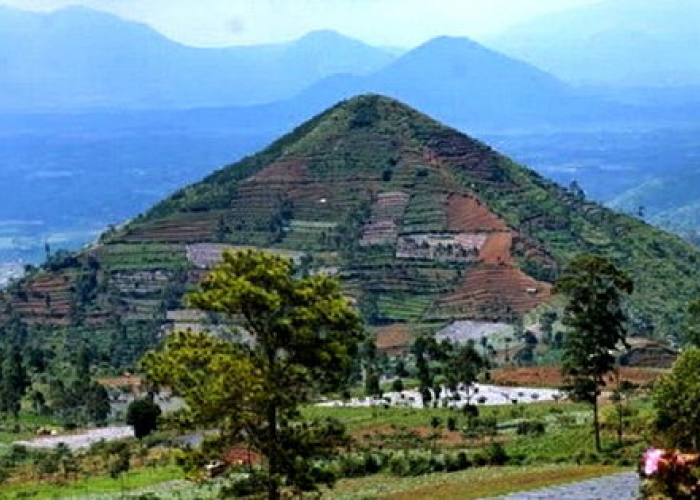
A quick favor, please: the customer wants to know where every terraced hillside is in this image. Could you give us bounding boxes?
[1,95,699,366]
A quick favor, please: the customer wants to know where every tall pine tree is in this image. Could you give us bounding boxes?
[555,255,633,452]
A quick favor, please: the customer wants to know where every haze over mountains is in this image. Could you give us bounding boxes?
[292,36,611,128]
[0,5,393,111]
[493,0,700,87]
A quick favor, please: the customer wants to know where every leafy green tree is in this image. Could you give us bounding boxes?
[85,383,111,424]
[653,347,700,450]
[0,344,30,418]
[555,254,633,452]
[143,250,363,499]
[364,369,381,398]
[126,398,162,439]
[684,297,700,347]
[31,390,48,416]
[444,340,486,405]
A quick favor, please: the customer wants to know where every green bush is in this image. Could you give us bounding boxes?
[388,454,410,476]
[339,453,368,478]
[363,453,383,474]
[223,470,269,498]
[407,452,433,476]
[484,443,509,466]
[516,420,546,436]
[447,416,458,431]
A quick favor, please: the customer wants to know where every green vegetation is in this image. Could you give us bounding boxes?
[556,255,633,451]
[0,463,181,499]
[1,95,698,369]
[653,348,700,449]
[144,249,364,499]
[127,398,162,439]
[0,94,696,497]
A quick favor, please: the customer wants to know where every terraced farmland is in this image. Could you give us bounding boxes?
[2,94,699,355]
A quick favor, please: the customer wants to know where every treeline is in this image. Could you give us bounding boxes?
[0,332,110,425]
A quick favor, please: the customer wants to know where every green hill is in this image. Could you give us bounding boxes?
[1,95,698,367]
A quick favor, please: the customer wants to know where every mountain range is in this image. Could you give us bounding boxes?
[492,0,700,86]
[290,36,615,128]
[0,5,393,111]
[1,96,697,368]
[0,4,622,126]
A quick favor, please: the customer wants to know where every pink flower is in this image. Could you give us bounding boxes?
[643,448,664,475]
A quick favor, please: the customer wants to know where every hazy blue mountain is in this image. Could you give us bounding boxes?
[492,0,700,86]
[0,6,394,111]
[292,36,623,128]
[609,172,700,237]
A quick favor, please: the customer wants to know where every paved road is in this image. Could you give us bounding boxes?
[15,426,134,450]
[494,472,639,499]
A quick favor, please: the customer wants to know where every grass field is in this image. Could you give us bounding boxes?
[304,401,588,433]
[0,466,182,499]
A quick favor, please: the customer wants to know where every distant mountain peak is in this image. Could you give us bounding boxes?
[296,29,352,43]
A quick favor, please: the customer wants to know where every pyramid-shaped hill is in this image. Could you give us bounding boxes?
[1,95,698,361]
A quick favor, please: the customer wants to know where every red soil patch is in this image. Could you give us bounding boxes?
[447,194,508,232]
[479,232,515,265]
[224,447,262,466]
[247,159,308,184]
[437,265,552,319]
[492,366,665,389]
[375,324,412,355]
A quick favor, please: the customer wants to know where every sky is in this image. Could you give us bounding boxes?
[0,0,601,47]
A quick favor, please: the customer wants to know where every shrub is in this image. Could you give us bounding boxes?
[126,398,162,439]
[363,453,383,474]
[447,416,458,432]
[516,420,546,436]
[463,404,479,419]
[407,452,433,476]
[484,443,509,466]
[388,454,410,476]
[339,454,368,478]
[223,470,269,498]
[473,453,488,467]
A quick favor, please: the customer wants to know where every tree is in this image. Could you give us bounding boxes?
[0,344,30,418]
[540,311,557,345]
[126,398,162,439]
[653,347,700,450]
[684,297,700,347]
[85,383,111,424]
[364,370,381,398]
[143,250,363,499]
[555,254,633,452]
[444,340,486,406]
